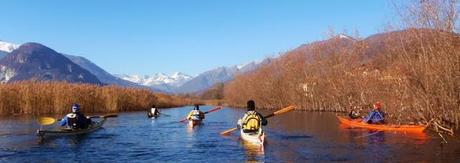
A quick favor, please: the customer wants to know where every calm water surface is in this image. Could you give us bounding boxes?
[1,106,460,162]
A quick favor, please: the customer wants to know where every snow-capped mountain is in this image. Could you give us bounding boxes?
[0,40,19,53]
[116,72,193,92]
[0,42,102,84]
[0,40,145,88]
[0,41,20,58]
[0,39,266,93]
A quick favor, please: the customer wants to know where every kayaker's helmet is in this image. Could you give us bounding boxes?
[373,102,381,110]
[194,104,200,110]
[71,104,80,113]
[152,104,156,108]
[247,100,255,111]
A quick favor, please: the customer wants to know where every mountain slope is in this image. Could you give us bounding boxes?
[0,51,7,58]
[176,67,237,93]
[175,60,265,93]
[0,43,102,84]
[64,55,144,88]
[0,40,145,88]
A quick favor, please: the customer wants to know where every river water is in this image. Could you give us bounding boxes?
[1,106,459,162]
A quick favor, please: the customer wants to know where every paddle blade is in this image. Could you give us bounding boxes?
[220,127,238,135]
[178,118,187,122]
[273,105,295,115]
[38,117,56,125]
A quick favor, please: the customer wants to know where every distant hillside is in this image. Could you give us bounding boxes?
[0,43,102,84]
[64,55,144,88]
[175,60,265,94]
[0,40,147,88]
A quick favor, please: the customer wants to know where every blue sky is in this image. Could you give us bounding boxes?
[0,0,392,75]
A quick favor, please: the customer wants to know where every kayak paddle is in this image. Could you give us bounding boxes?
[37,114,118,125]
[178,106,223,122]
[91,114,118,119]
[220,105,295,135]
[159,112,171,117]
[38,117,57,126]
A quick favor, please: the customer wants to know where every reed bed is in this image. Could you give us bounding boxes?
[0,81,189,115]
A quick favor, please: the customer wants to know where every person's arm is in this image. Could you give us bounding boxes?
[363,111,375,123]
[59,116,68,126]
[237,119,242,128]
[186,111,192,120]
[200,111,205,119]
[375,111,385,120]
[258,113,268,126]
[261,117,268,126]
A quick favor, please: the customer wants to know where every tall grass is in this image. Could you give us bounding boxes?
[0,81,189,115]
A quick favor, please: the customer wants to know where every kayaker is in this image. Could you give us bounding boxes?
[363,102,385,124]
[237,100,267,133]
[186,104,205,121]
[348,107,363,119]
[59,104,92,129]
[148,104,160,117]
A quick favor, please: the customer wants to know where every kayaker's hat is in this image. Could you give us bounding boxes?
[247,100,255,111]
[373,102,381,109]
[152,104,156,108]
[72,104,80,113]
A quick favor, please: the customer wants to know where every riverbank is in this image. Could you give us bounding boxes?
[224,28,460,130]
[0,81,192,115]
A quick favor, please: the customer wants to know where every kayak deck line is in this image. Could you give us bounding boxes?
[240,129,265,145]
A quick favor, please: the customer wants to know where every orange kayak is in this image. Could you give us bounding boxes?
[337,116,426,133]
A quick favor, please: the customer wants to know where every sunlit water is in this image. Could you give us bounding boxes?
[1,106,460,162]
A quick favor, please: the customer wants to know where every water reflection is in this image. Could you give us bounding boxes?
[241,140,264,162]
[1,107,460,162]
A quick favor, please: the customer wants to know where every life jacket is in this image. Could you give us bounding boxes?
[242,111,262,132]
[66,113,88,129]
[190,110,202,120]
[150,108,158,116]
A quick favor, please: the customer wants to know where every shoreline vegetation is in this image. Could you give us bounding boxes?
[225,0,460,133]
[0,81,192,116]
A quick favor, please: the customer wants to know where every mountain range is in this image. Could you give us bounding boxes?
[116,60,262,93]
[0,34,354,93]
[0,40,263,93]
[115,72,193,92]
